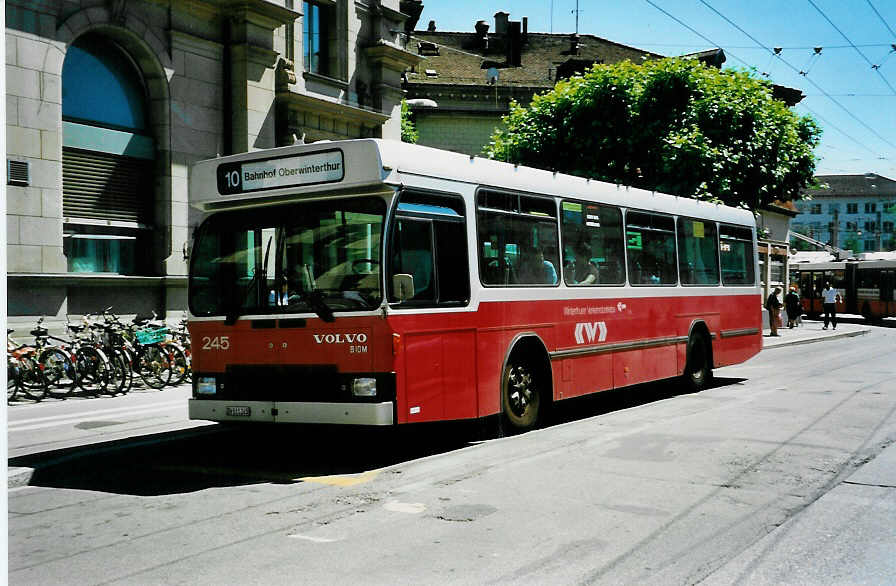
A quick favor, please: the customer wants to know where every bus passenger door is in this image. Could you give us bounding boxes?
[389,193,474,423]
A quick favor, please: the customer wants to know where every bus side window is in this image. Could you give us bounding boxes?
[391,219,435,302]
[719,224,755,286]
[626,211,677,285]
[677,218,720,285]
[560,200,624,286]
[389,193,470,306]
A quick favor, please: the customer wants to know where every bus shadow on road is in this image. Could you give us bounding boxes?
[12,377,747,497]
[549,375,747,426]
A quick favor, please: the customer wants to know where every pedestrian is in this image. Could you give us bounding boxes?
[765,287,782,336]
[784,286,801,328]
[821,281,842,330]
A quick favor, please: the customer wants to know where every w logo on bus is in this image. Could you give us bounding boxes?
[574,321,608,344]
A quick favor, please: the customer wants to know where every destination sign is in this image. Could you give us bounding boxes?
[216,149,344,195]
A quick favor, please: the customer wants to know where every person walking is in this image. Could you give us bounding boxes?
[765,287,782,336]
[822,282,842,330]
[784,286,802,328]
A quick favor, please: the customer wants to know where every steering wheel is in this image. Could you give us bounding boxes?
[351,258,380,274]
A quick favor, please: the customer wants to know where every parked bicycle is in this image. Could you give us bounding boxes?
[7,329,48,402]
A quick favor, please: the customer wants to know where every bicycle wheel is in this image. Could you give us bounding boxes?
[138,344,172,389]
[8,360,20,402]
[75,346,110,395]
[164,343,189,386]
[39,347,78,398]
[107,348,132,395]
[18,356,48,402]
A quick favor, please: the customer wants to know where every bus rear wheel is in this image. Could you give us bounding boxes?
[682,333,712,393]
[501,360,542,432]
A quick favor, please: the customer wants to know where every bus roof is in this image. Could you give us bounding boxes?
[189,139,755,227]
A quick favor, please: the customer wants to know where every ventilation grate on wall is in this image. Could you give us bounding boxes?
[7,160,30,186]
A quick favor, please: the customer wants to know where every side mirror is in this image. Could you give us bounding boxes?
[392,273,415,301]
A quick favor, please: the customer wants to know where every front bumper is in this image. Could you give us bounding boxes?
[188,399,394,425]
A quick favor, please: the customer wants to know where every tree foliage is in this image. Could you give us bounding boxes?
[485,58,821,210]
[400,100,418,143]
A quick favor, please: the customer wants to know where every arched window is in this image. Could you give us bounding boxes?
[62,34,148,131]
[61,34,155,275]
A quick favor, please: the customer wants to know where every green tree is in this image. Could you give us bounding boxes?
[485,58,821,210]
[400,100,418,143]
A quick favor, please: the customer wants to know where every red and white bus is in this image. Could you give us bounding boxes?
[794,259,896,320]
[187,139,761,432]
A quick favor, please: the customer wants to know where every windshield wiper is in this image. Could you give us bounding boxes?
[225,235,273,325]
[296,289,335,322]
[295,265,335,322]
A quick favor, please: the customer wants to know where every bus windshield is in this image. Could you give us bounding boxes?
[189,197,385,318]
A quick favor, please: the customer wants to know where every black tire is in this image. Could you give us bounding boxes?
[138,344,172,389]
[75,346,110,395]
[501,358,542,433]
[39,347,78,398]
[164,343,189,386]
[107,348,132,395]
[682,332,712,392]
[18,356,48,402]
[8,360,20,402]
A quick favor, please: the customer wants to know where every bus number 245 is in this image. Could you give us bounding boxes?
[202,336,231,350]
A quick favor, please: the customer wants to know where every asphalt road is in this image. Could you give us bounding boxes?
[7,327,896,585]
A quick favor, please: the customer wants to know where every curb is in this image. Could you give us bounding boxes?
[8,467,35,489]
[7,424,218,489]
[763,327,870,349]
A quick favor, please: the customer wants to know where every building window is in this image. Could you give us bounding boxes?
[846,221,858,231]
[61,34,154,275]
[865,202,877,213]
[303,1,332,76]
[847,203,858,214]
[810,204,822,214]
[884,221,894,233]
[864,239,876,251]
[864,221,877,231]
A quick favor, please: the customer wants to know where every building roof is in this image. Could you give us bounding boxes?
[405,28,665,88]
[405,14,803,106]
[803,174,896,198]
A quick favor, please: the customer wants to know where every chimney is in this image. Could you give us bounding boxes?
[522,16,528,44]
[475,19,490,49]
[427,20,436,32]
[494,11,509,35]
[507,20,522,66]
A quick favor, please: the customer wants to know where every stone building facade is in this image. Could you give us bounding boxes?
[6,0,420,327]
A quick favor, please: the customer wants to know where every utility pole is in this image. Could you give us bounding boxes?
[830,208,839,248]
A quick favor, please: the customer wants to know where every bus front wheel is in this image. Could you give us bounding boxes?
[501,359,542,432]
[682,333,712,393]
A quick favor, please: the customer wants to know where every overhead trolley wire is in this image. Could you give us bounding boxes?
[807,0,896,95]
[694,0,896,152]
[866,0,896,40]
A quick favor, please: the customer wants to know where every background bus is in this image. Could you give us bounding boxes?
[187,139,762,432]
[794,260,896,321]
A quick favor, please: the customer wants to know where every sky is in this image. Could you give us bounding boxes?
[417,0,896,180]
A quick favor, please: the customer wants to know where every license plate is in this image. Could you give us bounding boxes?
[226,406,251,417]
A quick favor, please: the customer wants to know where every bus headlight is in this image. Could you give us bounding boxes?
[352,377,377,397]
[197,376,217,395]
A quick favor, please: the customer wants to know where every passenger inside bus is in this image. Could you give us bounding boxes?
[517,245,558,285]
[570,243,599,285]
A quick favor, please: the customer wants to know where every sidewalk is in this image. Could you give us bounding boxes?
[762,318,871,349]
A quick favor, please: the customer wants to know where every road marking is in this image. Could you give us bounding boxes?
[383,500,426,514]
[300,469,380,487]
[8,401,185,432]
[287,533,341,543]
